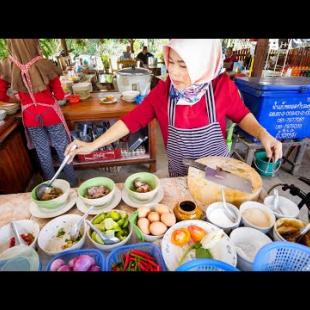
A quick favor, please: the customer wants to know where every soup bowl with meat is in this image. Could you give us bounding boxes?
[31,179,71,210]
[124,172,160,202]
[78,177,115,207]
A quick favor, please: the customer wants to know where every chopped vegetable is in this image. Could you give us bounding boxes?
[57,228,65,237]
[9,233,35,247]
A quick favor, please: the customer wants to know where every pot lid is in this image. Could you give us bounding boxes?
[117,68,151,76]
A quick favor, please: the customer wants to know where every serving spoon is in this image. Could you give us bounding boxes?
[36,145,77,200]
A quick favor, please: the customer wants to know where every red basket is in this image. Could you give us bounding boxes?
[77,148,121,162]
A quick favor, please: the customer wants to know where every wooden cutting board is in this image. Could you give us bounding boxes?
[187,156,263,209]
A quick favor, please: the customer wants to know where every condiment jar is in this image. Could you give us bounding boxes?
[173,200,203,221]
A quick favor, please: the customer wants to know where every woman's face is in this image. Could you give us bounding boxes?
[167,48,191,90]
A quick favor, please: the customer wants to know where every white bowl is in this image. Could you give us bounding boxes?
[240,201,276,234]
[0,109,7,121]
[87,211,133,252]
[0,220,40,255]
[38,214,86,256]
[78,177,116,207]
[121,90,140,101]
[230,227,272,271]
[31,179,71,210]
[264,195,300,218]
[206,202,241,233]
[273,217,306,242]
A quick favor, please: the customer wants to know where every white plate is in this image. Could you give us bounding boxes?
[121,186,164,208]
[29,190,77,219]
[161,220,237,271]
[100,97,117,104]
[76,186,122,215]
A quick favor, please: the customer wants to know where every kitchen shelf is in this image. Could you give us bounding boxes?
[59,93,157,172]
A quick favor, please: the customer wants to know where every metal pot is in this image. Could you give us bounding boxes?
[116,67,152,96]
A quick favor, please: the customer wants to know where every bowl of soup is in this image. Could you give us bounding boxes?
[31,179,70,210]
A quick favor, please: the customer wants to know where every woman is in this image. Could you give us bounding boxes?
[0,39,77,186]
[65,39,282,177]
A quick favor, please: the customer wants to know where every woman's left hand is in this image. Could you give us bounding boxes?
[259,129,283,162]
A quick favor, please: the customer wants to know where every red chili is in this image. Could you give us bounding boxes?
[138,262,149,271]
[131,254,159,268]
[123,253,130,270]
[130,249,156,261]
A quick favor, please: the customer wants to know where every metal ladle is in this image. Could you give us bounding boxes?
[85,220,120,245]
[36,145,77,200]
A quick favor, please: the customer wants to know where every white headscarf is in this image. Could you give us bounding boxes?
[163,39,224,105]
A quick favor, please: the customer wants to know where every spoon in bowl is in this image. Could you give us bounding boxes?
[295,223,310,243]
[69,206,96,241]
[221,186,237,223]
[36,144,77,200]
[85,220,120,245]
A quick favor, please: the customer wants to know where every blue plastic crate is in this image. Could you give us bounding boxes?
[176,258,239,271]
[235,77,310,142]
[46,249,106,271]
[106,242,167,271]
[253,241,310,271]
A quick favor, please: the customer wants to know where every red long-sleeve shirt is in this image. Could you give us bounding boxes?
[0,77,65,127]
[121,73,250,147]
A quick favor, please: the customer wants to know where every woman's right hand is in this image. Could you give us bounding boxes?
[65,139,97,164]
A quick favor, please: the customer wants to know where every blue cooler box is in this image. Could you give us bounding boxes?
[235,77,310,142]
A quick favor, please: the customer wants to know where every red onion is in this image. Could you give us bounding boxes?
[73,255,96,271]
[57,265,72,272]
[68,257,79,268]
[89,265,101,272]
[50,258,65,271]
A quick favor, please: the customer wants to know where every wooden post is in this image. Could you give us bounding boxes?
[129,39,135,54]
[251,39,269,77]
[60,39,69,56]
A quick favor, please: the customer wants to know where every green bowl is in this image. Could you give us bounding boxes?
[31,179,70,210]
[78,177,115,206]
[124,172,160,201]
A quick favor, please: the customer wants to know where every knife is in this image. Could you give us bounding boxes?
[183,158,253,193]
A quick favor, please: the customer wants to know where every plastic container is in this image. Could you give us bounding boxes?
[106,242,167,271]
[0,245,41,271]
[176,258,239,271]
[46,248,105,271]
[235,76,310,142]
[253,241,310,271]
[254,150,281,176]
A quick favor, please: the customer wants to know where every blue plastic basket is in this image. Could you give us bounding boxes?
[176,259,239,272]
[106,242,167,271]
[46,249,106,271]
[253,241,310,271]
